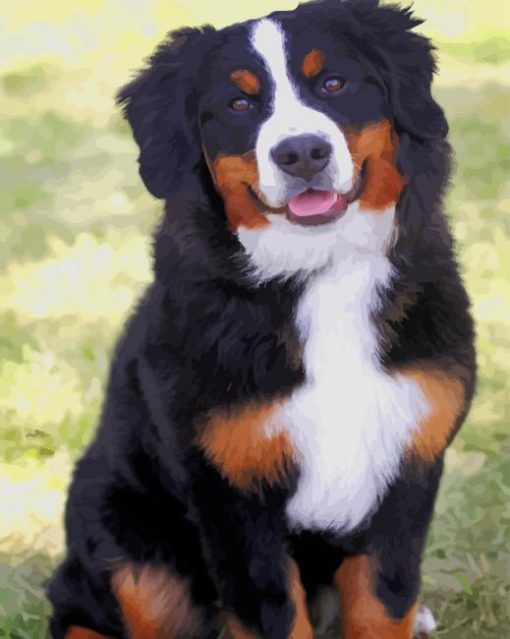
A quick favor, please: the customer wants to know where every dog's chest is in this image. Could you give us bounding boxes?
[276,256,427,533]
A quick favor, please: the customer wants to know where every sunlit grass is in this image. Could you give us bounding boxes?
[1,1,509,637]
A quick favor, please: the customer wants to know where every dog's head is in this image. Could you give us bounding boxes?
[119,0,448,281]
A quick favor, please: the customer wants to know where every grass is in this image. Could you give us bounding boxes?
[1,16,509,639]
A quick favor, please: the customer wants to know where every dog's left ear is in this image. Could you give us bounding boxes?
[382,13,448,141]
[117,27,214,199]
[392,65,448,141]
[351,2,448,142]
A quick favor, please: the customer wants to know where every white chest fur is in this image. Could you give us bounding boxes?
[277,254,429,533]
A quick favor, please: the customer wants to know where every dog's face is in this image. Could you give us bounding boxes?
[119,0,447,281]
[200,19,392,220]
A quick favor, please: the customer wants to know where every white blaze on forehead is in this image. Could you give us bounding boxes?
[250,19,354,207]
[251,19,295,105]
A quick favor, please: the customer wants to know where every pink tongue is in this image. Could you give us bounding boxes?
[288,190,338,217]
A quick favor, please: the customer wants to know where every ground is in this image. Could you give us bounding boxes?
[0,2,509,637]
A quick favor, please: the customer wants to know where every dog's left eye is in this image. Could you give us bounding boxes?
[229,97,252,112]
[321,76,346,94]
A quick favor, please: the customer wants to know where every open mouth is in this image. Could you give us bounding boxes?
[248,164,365,228]
[287,190,348,227]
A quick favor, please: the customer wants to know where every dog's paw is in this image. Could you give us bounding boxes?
[414,605,437,637]
[309,587,338,634]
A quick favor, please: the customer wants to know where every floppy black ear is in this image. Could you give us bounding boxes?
[117,27,214,199]
[391,64,448,141]
[380,10,448,141]
[345,2,448,141]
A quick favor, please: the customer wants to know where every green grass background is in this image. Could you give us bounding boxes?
[1,1,509,637]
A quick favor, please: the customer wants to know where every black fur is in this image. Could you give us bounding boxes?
[48,2,476,637]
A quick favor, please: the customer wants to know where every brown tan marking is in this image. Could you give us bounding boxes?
[302,49,325,78]
[403,367,465,462]
[111,564,205,639]
[345,119,406,211]
[196,401,294,492]
[225,616,259,639]
[231,70,261,95]
[66,629,111,639]
[334,555,417,639]
[225,558,313,639]
[212,153,269,230]
[287,557,314,639]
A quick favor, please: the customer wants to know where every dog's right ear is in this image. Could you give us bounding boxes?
[117,27,214,199]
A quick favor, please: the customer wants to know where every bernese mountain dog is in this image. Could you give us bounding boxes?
[47,1,476,637]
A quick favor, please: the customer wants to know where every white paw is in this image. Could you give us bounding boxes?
[414,605,437,637]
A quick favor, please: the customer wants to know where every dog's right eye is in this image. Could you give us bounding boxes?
[229,97,252,112]
[321,76,346,95]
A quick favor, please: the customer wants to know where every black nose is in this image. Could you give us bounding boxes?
[270,134,332,180]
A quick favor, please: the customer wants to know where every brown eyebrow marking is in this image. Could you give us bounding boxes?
[302,49,325,78]
[230,69,261,95]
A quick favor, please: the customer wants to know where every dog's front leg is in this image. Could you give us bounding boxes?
[223,555,313,639]
[190,444,312,639]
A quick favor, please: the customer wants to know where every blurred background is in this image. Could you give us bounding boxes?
[1,1,509,637]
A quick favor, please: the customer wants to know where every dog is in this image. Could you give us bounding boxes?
[47,1,476,637]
